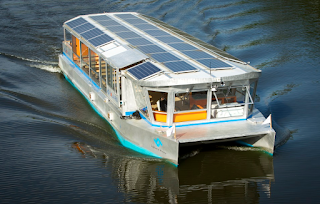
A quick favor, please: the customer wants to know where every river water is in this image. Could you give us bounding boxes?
[0,0,319,203]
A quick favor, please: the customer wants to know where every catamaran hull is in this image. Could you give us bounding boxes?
[59,53,275,165]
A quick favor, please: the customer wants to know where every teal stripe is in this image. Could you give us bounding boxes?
[236,140,254,147]
[113,128,161,158]
[125,111,136,116]
[236,140,273,156]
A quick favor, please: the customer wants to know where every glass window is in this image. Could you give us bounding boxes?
[249,81,258,113]
[173,91,207,123]
[80,42,89,75]
[65,29,72,42]
[89,50,99,86]
[62,30,73,60]
[107,64,117,92]
[133,85,150,120]
[72,35,80,66]
[148,91,167,123]
[213,86,252,107]
[174,91,207,112]
[211,86,252,118]
[107,64,113,88]
[100,59,107,91]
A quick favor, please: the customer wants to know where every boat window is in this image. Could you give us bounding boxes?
[148,91,167,123]
[100,59,107,91]
[133,85,150,120]
[107,64,117,92]
[174,91,207,112]
[62,30,73,60]
[65,29,72,43]
[80,42,89,75]
[211,86,252,118]
[173,91,207,122]
[249,81,258,114]
[72,35,80,66]
[89,49,99,86]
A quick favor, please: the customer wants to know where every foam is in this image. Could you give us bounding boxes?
[29,64,61,73]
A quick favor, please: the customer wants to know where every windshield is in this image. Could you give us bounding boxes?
[211,86,253,119]
[212,86,253,108]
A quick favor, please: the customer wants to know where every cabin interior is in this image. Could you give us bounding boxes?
[62,28,258,127]
[133,83,257,127]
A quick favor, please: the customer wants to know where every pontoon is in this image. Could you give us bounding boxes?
[59,12,275,165]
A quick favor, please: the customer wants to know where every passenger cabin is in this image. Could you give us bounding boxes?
[62,12,261,127]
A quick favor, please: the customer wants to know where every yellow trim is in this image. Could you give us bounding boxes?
[173,111,207,122]
[154,112,167,123]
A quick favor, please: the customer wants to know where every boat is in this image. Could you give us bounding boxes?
[58,12,276,165]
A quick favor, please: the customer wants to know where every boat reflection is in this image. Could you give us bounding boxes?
[72,142,274,203]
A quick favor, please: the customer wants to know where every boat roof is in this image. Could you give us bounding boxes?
[63,12,260,86]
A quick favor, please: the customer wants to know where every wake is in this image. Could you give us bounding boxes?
[0,52,61,73]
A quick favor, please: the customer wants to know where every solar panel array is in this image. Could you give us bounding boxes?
[65,17,114,47]
[89,15,193,74]
[66,14,233,80]
[113,14,232,70]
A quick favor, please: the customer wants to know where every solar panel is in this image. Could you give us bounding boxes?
[116,31,141,39]
[164,61,198,73]
[134,23,157,30]
[138,44,166,54]
[81,28,104,40]
[154,36,183,43]
[98,20,121,27]
[169,43,197,51]
[73,22,95,34]
[182,50,213,59]
[66,17,87,28]
[115,14,137,20]
[88,34,113,47]
[90,15,112,21]
[127,62,161,80]
[151,53,180,63]
[107,25,131,33]
[144,29,170,37]
[197,58,233,69]
[123,18,147,25]
[126,38,153,46]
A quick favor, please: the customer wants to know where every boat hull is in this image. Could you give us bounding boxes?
[59,54,180,165]
[59,53,275,165]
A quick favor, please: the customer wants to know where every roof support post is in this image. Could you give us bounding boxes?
[244,86,250,119]
[117,69,120,107]
[167,90,174,126]
[63,28,66,42]
[207,89,212,120]
[99,56,102,88]
[79,42,83,74]
[250,80,258,113]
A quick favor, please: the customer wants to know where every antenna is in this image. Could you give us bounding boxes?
[210,61,213,89]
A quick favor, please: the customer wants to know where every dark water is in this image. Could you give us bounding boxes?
[1,0,319,203]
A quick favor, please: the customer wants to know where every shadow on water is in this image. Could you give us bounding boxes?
[71,142,274,203]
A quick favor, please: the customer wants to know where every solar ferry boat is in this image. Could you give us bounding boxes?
[59,12,275,165]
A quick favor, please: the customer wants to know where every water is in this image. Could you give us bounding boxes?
[0,0,319,203]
